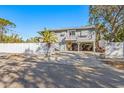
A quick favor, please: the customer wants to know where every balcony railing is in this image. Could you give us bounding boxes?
[65,35,89,40]
[65,36,77,40]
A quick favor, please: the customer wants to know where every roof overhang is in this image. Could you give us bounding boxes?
[49,25,95,32]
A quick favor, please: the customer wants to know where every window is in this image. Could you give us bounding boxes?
[69,31,75,36]
[80,31,88,38]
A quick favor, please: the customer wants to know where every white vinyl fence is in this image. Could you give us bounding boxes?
[0,43,57,54]
[105,42,124,58]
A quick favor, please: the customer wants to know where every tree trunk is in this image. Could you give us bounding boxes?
[46,43,51,57]
[0,28,4,43]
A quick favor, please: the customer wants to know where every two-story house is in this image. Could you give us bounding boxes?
[50,25,96,52]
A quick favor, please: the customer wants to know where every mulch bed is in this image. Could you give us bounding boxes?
[102,59,124,70]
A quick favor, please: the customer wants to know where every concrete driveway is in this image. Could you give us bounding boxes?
[0,52,124,88]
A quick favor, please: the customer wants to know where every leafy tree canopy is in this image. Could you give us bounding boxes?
[89,5,124,42]
[0,18,16,33]
[38,28,58,44]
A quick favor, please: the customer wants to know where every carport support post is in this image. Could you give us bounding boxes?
[93,41,96,53]
[78,42,80,52]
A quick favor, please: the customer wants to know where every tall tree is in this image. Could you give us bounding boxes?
[38,28,58,56]
[89,5,124,42]
[0,18,16,42]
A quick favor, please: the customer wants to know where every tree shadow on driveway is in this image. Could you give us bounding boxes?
[0,52,124,88]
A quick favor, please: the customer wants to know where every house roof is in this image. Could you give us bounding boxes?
[49,25,95,32]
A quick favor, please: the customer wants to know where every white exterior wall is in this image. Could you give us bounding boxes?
[55,31,66,51]
[0,43,55,54]
[77,30,96,41]
[54,29,96,51]
[105,42,124,58]
[55,30,96,42]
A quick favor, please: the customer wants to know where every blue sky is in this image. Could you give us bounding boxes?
[0,5,89,40]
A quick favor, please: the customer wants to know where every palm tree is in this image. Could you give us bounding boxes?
[26,37,40,43]
[0,18,16,42]
[38,28,58,57]
[2,34,24,43]
[10,34,24,43]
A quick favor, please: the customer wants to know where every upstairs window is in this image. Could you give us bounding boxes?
[80,31,89,38]
[69,31,75,36]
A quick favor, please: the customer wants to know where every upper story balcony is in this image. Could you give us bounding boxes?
[65,29,95,41]
[65,36,77,41]
[65,34,95,41]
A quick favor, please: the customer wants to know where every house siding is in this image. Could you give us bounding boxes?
[52,26,96,51]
